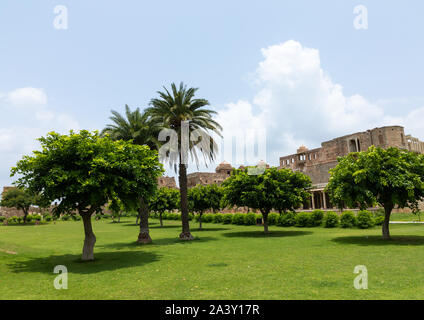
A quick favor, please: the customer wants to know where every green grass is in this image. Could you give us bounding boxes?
[390,212,423,222]
[0,219,424,299]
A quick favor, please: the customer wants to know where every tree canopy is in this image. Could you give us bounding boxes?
[11,130,163,260]
[223,167,312,233]
[149,187,180,227]
[0,188,39,224]
[326,146,424,239]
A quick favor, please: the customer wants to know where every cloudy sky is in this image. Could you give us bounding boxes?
[1,0,424,186]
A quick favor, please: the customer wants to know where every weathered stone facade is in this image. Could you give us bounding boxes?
[157,176,177,189]
[279,126,424,210]
[187,161,233,188]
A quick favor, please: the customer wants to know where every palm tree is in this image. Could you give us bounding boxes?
[102,105,160,243]
[146,82,222,240]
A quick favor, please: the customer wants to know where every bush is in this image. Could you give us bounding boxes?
[268,213,279,225]
[373,215,385,226]
[0,216,5,222]
[95,213,102,220]
[310,210,324,227]
[324,211,339,228]
[202,213,214,223]
[8,216,19,224]
[44,214,52,222]
[61,215,71,221]
[232,213,245,225]
[222,214,233,224]
[213,213,223,223]
[244,213,257,225]
[278,212,296,227]
[295,212,312,228]
[72,215,82,221]
[340,211,357,228]
[357,210,374,229]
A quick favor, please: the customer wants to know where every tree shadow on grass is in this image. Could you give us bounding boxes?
[331,235,424,246]
[8,250,161,275]
[222,230,313,238]
[98,236,218,250]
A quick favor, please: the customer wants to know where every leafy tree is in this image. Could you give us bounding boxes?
[102,105,161,243]
[205,184,224,213]
[267,168,312,214]
[146,82,222,240]
[223,167,311,233]
[0,188,38,224]
[188,185,210,230]
[149,187,180,227]
[326,146,424,239]
[11,131,163,260]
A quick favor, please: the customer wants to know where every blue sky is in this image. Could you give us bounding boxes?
[1,0,424,186]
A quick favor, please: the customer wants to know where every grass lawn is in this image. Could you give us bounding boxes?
[0,218,424,300]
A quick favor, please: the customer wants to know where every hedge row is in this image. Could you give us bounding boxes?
[153,209,382,229]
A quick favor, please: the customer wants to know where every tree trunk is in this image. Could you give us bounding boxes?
[179,163,194,240]
[137,197,152,244]
[159,212,163,227]
[199,212,203,230]
[382,204,393,240]
[263,211,269,234]
[81,212,96,261]
[23,209,28,225]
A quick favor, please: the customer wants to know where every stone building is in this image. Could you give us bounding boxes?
[187,161,233,188]
[279,125,424,211]
[157,176,177,189]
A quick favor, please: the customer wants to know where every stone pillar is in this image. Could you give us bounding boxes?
[311,193,315,210]
[322,192,327,209]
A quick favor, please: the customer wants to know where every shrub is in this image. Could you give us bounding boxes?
[213,213,223,223]
[373,215,385,226]
[33,215,41,221]
[188,213,193,221]
[8,216,18,224]
[268,213,280,225]
[244,213,257,225]
[202,213,214,223]
[95,213,102,220]
[340,211,357,228]
[0,216,5,222]
[295,212,312,227]
[61,215,71,221]
[357,210,374,229]
[278,212,296,227]
[44,214,52,222]
[232,213,245,225]
[324,211,339,228]
[72,215,82,221]
[222,214,233,224]
[17,217,23,224]
[310,210,324,227]
[25,215,33,222]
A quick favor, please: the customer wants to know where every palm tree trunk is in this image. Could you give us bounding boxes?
[81,211,96,261]
[137,197,152,244]
[179,163,194,240]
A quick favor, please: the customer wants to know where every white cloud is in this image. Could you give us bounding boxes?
[215,40,424,167]
[0,87,79,187]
